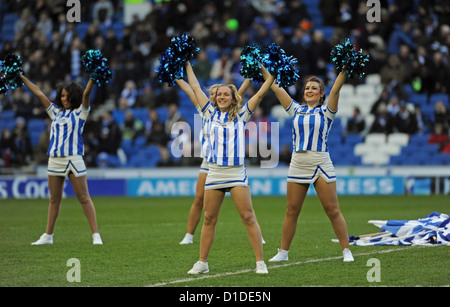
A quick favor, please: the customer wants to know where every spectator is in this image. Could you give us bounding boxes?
[210,50,233,81]
[164,103,183,135]
[12,117,33,165]
[156,83,179,107]
[345,107,366,135]
[370,88,391,115]
[147,121,170,147]
[309,30,331,77]
[92,0,114,27]
[434,100,450,130]
[192,50,213,82]
[35,118,51,165]
[135,84,157,109]
[0,129,16,167]
[36,11,53,37]
[98,110,122,154]
[157,147,176,167]
[393,101,418,135]
[369,104,394,135]
[428,123,448,151]
[14,8,34,37]
[121,110,144,142]
[120,80,138,108]
[387,21,418,55]
[380,54,407,88]
[386,95,401,117]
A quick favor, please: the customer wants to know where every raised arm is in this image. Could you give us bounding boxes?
[82,79,94,109]
[260,69,293,109]
[247,65,275,112]
[185,61,209,108]
[327,71,347,112]
[175,78,198,107]
[20,74,51,109]
[237,78,251,101]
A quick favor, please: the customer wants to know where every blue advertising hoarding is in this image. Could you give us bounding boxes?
[0,175,405,198]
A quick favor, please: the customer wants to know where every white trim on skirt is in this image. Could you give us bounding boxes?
[287,150,336,184]
[47,155,87,177]
[204,163,248,191]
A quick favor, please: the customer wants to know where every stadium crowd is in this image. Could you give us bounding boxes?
[0,0,449,170]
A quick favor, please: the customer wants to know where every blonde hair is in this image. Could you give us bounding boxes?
[217,84,242,122]
[207,84,221,106]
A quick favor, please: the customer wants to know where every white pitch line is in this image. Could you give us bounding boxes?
[146,246,419,287]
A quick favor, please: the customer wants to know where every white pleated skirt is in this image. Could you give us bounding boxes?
[204,163,248,191]
[287,151,336,184]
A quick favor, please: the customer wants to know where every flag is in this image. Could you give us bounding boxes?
[350,212,450,246]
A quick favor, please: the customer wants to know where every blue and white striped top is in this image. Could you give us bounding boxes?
[46,103,90,157]
[202,101,253,166]
[196,104,210,159]
[286,100,336,152]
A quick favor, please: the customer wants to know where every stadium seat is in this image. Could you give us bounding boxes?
[133,135,147,151]
[0,110,15,120]
[361,152,390,166]
[387,133,409,147]
[27,118,46,132]
[156,107,169,123]
[365,133,386,145]
[408,93,428,105]
[365,74,381,85]
[430,93,449,107]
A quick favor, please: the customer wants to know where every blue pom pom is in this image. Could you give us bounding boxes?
[1,54,24,90]
[240,45,265,82]
[81,50,112,86]
[156,48,185,86]
[156,34,200,86]
[0,76,8,95]
[261,43,300,87]
[330,38,370,79]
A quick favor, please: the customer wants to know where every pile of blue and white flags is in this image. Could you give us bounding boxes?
[347,212,450,246]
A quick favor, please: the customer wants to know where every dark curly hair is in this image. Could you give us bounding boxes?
[54,82,84,109]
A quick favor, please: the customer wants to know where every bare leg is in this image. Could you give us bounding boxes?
[313,177,349,250]
[198,189,225,262]
[230,186,263,262]
[186,172,207,235]
[68,173,98,233]
[45,175,65,234]
[280,182,309,251]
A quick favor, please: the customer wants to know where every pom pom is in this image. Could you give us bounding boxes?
[156,48,185,86]
[261,43,300,87]
[156,34,199,86]
[240,45,265,82]
[81,49,112,86]
[330,38,370,79]
[169,33,200,64]
[1,54,24,90]
[0,76,8,95]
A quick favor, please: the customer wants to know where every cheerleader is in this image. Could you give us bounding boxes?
[20,74,103,245]
[267,71,354,262]
[184,61,275,274]
[176,79,252,245]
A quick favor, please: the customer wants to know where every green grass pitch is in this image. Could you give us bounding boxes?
[0,195,448,287]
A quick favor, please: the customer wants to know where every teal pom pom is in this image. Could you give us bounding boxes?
[81,50,112,86]
[0,76,8,95]
[156,34,200,86]
[261,43,300,87]
[240,45,265,82]
[330,38,370,79]
[1,54,24,90]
